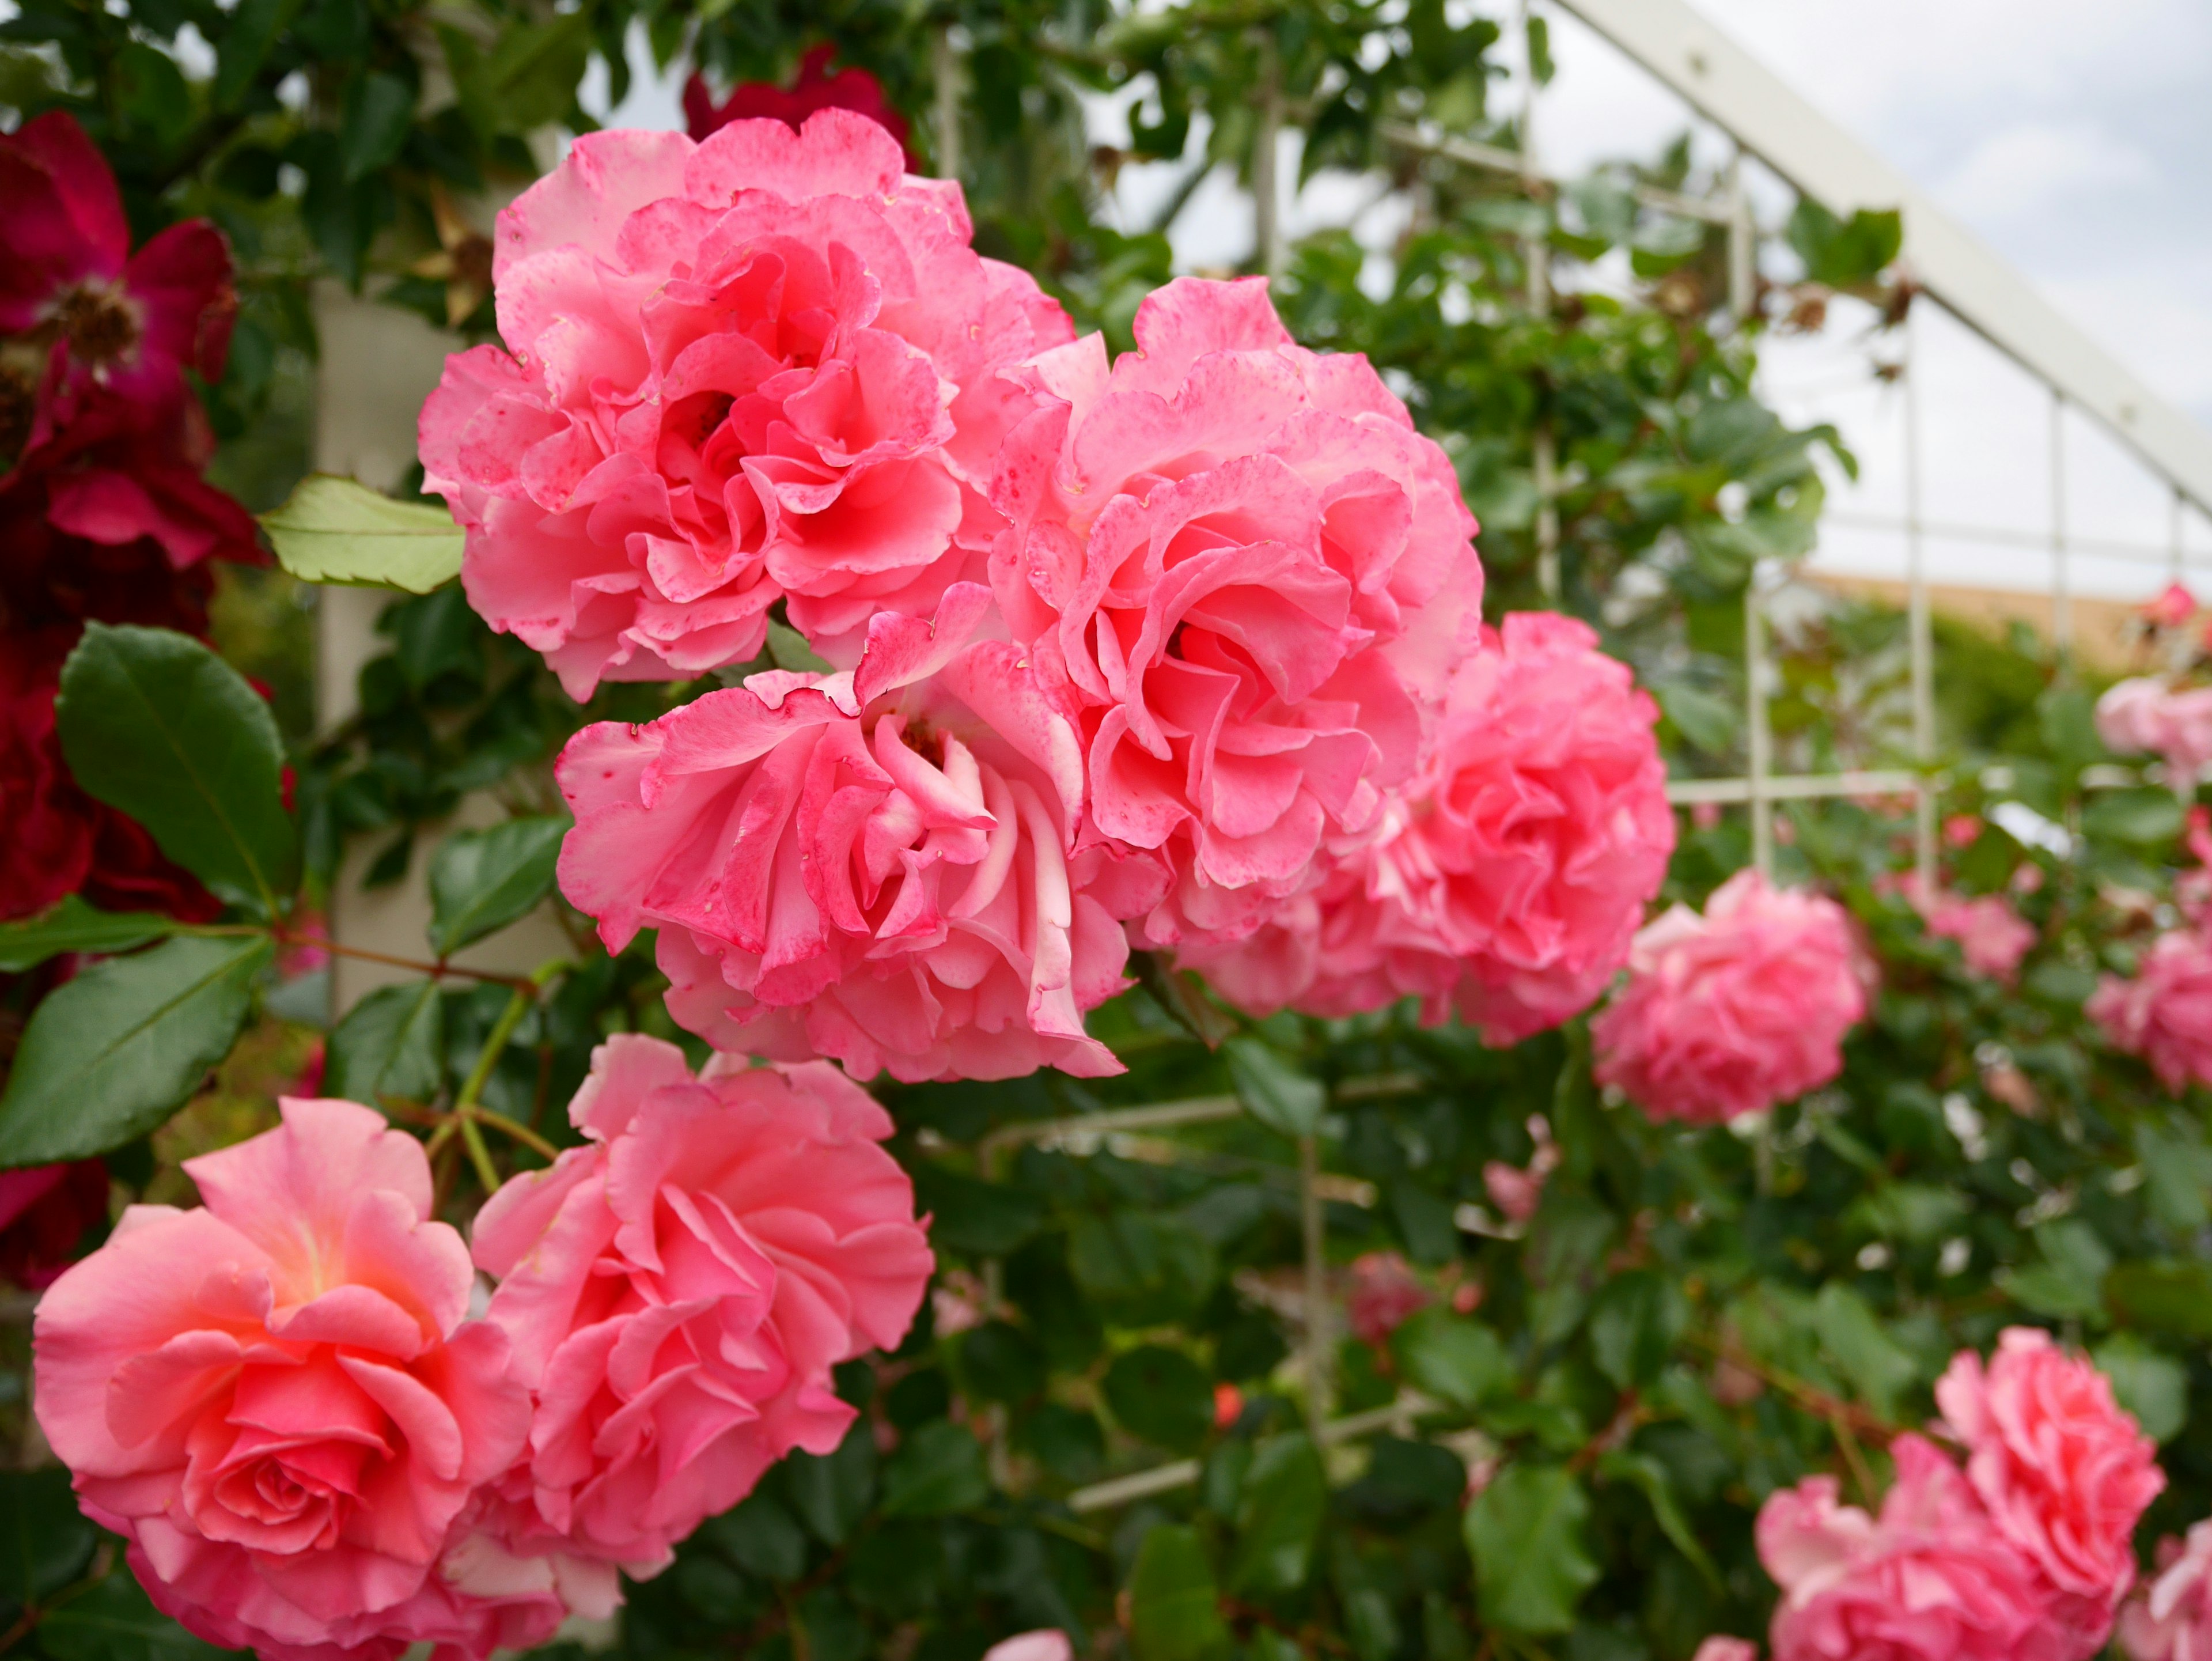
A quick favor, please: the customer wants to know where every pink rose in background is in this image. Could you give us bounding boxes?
[982,1633,1075,1661]
[419,112,1072,697]
[1936,1326,2163,1651]
[1346,1251,1430,1347]
[558,596,1152,1080]
[1482,1118,1559,1225]
[988,275,1481,949]
[1906,880,2036,984]
[32,1100,532,1661]
[2097,677,2212,784]
[1759,1434,2067,1661]
[1184,612,1668,1041]
[471,1036,933,1579]
[1591,870,1870,1124]
[0,1156,105,1288]
[1691,1640,1758,1661]
[2121,1522,2212,1661]
[2089,928,2212,1094]
[2142,582,2198,630]
[683,46,917,168]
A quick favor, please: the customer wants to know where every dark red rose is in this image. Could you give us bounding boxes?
[0,1159,108,1289]
[683,46,917,168]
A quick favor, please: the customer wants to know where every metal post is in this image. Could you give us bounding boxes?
[2050,391,2071,665]
[1520,8,1559,600]
[2175,486,2188,585]
[1299,1134,1331,1446]
[1746,567,1774,877]
[1902,312,1937,890]
[1725,146,1753,324]
[931,26,963,183]
[1252,31,1283,281]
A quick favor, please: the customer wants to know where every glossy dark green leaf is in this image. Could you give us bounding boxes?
[0,897,172,972]
[426,817,566,955]
[1465,1464,1599,1635]
[1127,1524,1230,1661]
[211,0,297,108]
[1225,1037,1324,1137]
[0,934,271,1167]
[340,71,414,180]
[699,1492,807,1581]
[58,625,296,914]
[325,979,444,1105]
[877,1421,989,1518]
[781,1422,876,1545]
[910,1165,1046,1256]
[1103,1345,1213,1452]
[1391,1308,1511,1408]
[0,1467,96,1611]
[1226,1433,1325,1595]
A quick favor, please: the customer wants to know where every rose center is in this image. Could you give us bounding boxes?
[54,282,142,367]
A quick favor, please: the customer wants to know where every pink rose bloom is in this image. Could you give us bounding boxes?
[983,1633,1075,1661]
[1936,1327,2164,1650]
[1912,884,2036,983]
[2121,1522,2212,1661]
[419,112,1071,697]
[1759,1434,2069,1661]
[558,592,1154,1080]
[1590,871,1870,1124]
[1192,613,1668,1036]
[1346,1250,1430,1347]
[1691,1641,1758,1661]
[471,1036,933,1577]
[2089,928,2212,1093]
[2097,678,2212,783]
[32,1100,533,1661]
[990,275,1482,948]
[2143,582,2198,630]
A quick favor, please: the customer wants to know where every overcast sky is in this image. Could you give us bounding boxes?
[596,0,2212,599]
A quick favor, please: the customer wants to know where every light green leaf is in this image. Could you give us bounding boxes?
[261,475,464,593]
[1813,1283,1919,1418]
[0,934,271,1166]
[1589,1270,1691,1390]
[325,979,445,1106]
[427,817,567,956]
[1465,1464,1599,1635]
[1227,1434,1325,1595]
[58,625,296,914]
[766,616,833,673]
[1391,1308,1512,1409]
[1128,1524,1230,1661]
[1225,1038,1324,1137]
[0,896,173,973]
[2094,1334,2188,1443]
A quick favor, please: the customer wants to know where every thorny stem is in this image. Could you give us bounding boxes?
[183,922,537,990]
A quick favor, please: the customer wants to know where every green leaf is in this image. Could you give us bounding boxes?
[1227,1433,1325,1595]
[58,625,297,913]
[878,1422,989,1518]
[340,71,414,180]
[700,1492,808,1581]
[0,934,271,1167]
[0,1467,96,1612]
[1589,1270,1691,1390]
[325,979,444,1106]
[1390,1308,1512,1409]
[1225,1038,1324,1137]
[35,1570,234,1661]
[766,616,833,673]
[0,897,172,972]
[1596,1450,1717,1587]
[910,1165,1045,1257]
[1465,1464,1600,1636]
[2094,1334,2188,1443]
[1068,1211,1218,1326]
[956,1321,1046,1404]
[2108,1261,2212,1340]
[1812,1283,1918,1418]
[1998,1221,2112,1322]
[261,475,464,593]
[782,1422,876,1545]
[2082,788,2186,847]
[1104,1345,1214,1452]
[212,0,299,109]
[1127,1524,1231,1661]
[1655,680,1740,755]
[427,818,567,955]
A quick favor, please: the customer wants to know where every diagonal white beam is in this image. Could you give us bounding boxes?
[1556,0,2212,517]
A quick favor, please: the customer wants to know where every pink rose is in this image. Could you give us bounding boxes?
[1908,881,2036,984]
[1760,1434,2070,1661]
[419,113,1072,697]
[471,1035,933,1576]
[983,1633,1075,1661]
[2120,1521,2212,1661]
[32,1099,533,1661]
[2089,929,2212,1094]
[2097,678,2212,784]
[1691,1641,1758,1661]
[557,593,1153,1080]
[2143,582,2198,630]
[1186,613,1667,1037]
[990,275,1481,948]
[1936,1327,2164,1649]
[1591,871,1870,1124]
[683,46,917,170]
[1346,1250,1430,1347]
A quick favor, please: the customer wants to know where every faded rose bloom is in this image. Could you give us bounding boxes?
[1758,1434,2069,1661]
[419,113,1071,697]
[558,592,1153,1081]
[1936,1327,2164,1653]
[989,275,1481,950]
[2120,1521,2212,1661]
[472,1036,932,1580]
[684,46,916,168]
[32,1100,533,1661]
[1592,871,1870,1125]
[0,1157,105,1288]
[2088,929,2212,1094]
[1691,1640,1758,1661]
[1346,1251,1430,1348]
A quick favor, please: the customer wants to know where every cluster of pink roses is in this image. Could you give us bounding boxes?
[1749,1329,2163,1661]
[2099,675,2212,786]
[2093,808,2212,1093]
[32,1041,931,1661]
[419,111,1694,1082]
